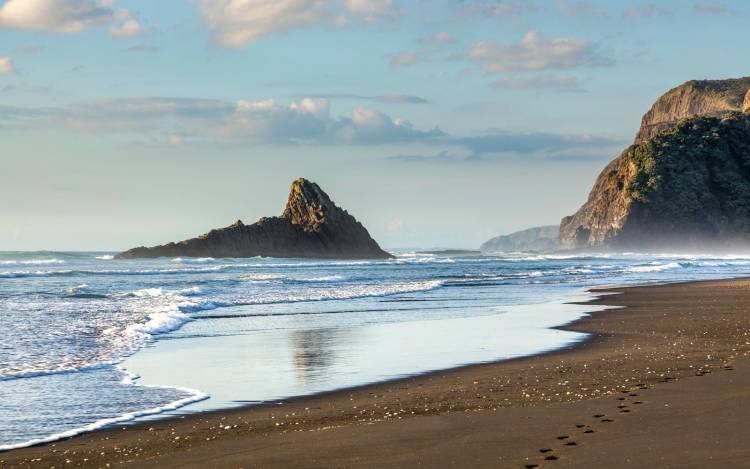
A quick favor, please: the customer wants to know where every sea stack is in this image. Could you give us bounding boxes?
[116,178,393,259]
[559,77,750,250]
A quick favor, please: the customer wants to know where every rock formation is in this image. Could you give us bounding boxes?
[481,225,559,253]
[117,178,393,259]
[560,76,750,250]
[635,77,750,143]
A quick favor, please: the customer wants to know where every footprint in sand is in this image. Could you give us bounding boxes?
[524,464,539,468]
[584,429,595,434]
[601,418,614,423]
[565,441,577,446]
[633,401,643,405]
[594,414,605,418]
[539,448,553,454]
[620,409,631,413]
[576,424,586,428]
[629,393,638,397]
[545,455,559,461]
[557,435,569,440]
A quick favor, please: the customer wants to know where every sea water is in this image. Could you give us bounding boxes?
[2,250,750,450]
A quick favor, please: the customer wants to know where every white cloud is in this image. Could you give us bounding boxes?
[0,96,442,145]
[109,18,143,38]
[199,0,400,48]
[0,57,15,75]
[469,31,612,73]
[0,0,141,37]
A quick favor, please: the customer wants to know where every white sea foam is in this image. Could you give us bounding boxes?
[95,255,115,260]
[172,257,215,263]
[241,273,286,281]
[626,262,683,273]
[0,368,209,452]
[239,280,444,304]
[0,259,64,266]
[0,270,73,278]
[296,275,346,282]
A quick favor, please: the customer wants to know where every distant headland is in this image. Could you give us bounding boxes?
[559,76,750,250]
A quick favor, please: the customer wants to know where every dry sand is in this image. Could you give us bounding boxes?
[4,278,750,468]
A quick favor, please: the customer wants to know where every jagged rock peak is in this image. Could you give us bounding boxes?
[116,178,393,260]
[635,76,750,143]
[282,178,340,232]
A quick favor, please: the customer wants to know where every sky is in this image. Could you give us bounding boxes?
[1,0,748,251]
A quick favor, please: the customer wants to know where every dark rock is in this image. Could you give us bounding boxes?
[560,111,750,250]
[480,226,559,253]
[117,178,393,259]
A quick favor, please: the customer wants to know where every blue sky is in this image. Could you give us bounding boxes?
[1,0,748,250]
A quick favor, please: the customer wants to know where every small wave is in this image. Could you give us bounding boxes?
[0,259,64,266]
[172,257,215,264]
[693,260,750,267]
[95,255,114,260]
[122,288,166,298]
[241,280,444,304]
[626,262,682,273]
[0,368,209,452]
[294,275,346,282]
[123,309,193,337]
[178,286,206,296]
[240,273,286,282]
[0,362,118,382]
[0,270,73,279]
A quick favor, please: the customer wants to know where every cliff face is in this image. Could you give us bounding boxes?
[635,77,750,143]
[559,112,750,250]
[481,225,559,253]
[117,179,393,259]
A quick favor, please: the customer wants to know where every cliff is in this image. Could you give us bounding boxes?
[635,77,750,143]
[117,179,393,260]
[481,225,559,253]
[559,111,750,250]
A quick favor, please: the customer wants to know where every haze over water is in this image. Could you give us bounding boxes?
[3,249,750,450]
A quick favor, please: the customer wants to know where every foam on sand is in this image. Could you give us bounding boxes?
[0,368,209,452]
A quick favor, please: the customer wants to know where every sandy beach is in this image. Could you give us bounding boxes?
[4,277,750,468]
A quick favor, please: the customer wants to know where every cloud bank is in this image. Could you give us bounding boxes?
[0,96,441,145]
[0,0,142,37]
[469,31,611,73]
[199,0,400,48]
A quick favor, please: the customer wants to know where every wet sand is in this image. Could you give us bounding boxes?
[4,278,750,468]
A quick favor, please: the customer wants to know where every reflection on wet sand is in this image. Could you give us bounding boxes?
[292,328,359,385]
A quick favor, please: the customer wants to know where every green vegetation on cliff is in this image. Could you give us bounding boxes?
[560,112,750,249]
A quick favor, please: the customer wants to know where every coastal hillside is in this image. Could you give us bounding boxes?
[560,78,750,250]
[117,179,392,259]
[480,225,559,253]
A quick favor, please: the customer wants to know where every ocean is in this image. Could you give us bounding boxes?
[2,250,750,450]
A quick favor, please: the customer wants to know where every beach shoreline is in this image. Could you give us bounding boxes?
[4,277,750,468]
